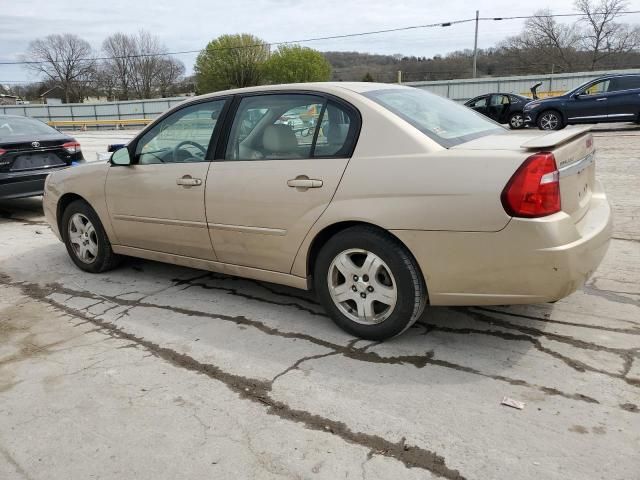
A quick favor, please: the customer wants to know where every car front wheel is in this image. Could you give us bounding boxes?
[537,110,564,130]
[62,199,121,273]
[314,226,427,340]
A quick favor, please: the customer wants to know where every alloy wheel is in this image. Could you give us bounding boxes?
[327,248,397,325]
[539,112,560,130]
[68,213,99,264]
[510,114,524,129]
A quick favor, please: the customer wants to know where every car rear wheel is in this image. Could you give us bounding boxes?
[537,110,564,130]
[62,200,121,273]
[314,226,427,340]
[508,112,525,129]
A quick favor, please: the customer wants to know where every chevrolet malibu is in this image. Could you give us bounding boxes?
[43,83,612,340]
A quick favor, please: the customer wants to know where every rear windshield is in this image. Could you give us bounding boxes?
[363,88,504,147]
[0,116,58,140]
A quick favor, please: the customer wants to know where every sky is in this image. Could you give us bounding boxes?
[2,0,640,84]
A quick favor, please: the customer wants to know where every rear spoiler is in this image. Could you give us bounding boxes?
[520,126,592,149]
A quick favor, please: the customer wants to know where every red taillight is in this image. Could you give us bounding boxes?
[63,141,81,154]
[0,148,6,156]
[501,152,561,218]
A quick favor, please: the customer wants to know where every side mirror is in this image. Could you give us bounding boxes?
[574,93,586,99]
[110,147,132,166]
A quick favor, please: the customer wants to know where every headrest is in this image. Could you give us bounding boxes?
[263,124,298,153]
[327,123,349,145]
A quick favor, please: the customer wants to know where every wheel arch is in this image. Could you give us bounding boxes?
[304,221,427,294]
[56,193,91,238]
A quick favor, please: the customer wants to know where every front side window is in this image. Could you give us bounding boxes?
[365,88,503,147]
[469,96,488,108]
[583,80,610,96]
[136,99,226,165]
[225,94,358,160]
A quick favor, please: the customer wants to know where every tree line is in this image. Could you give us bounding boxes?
[331,0,640,82]
[3,0,639,102]
[17,30,187,103]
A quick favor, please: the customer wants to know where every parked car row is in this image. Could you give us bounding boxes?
[464,73,640,131]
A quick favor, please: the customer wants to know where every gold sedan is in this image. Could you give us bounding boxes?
[43,83,612,340]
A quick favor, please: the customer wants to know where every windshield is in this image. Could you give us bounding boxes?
[363,88,504,147]
[0,116,58,140]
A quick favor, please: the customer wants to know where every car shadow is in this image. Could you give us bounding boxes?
[0,196,44,219]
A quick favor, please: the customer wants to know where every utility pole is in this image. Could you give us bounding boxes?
[397,70,402,84]
[472,10,479,78]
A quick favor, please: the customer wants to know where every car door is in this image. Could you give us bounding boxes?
[105,98,228,260]
[604,76,640,121]
[206,92,360,273]
[564,79,610,123]
[488,94,510,123]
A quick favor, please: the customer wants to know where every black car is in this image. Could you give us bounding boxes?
[0,115,85,200]
[524,74,640,130]
[464,93,530,129]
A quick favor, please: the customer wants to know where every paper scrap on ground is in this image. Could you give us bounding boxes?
[501,397,525,410]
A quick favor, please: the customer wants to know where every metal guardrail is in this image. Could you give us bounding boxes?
[47,118,154,130]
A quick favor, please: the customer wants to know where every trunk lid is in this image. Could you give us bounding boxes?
[0,134,78,173]
[453,126,595,223]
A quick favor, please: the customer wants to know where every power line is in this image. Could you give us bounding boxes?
[2,10,640,66]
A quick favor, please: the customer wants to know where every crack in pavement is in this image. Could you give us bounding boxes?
[163,274,640,391]
[581,285,640,307]
[0,274,610,408]
[461,309,640,387]
[0,276,466,479]
[612,236,640,244]
[476,307,640,335]
[175,277,325,318]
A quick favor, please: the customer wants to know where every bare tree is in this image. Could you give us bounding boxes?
[156,57,185,97]
[102,33,137,100]
[575,0,640,68]
[130,31,165,99]
[22,34,95,103]
[504,10,579,70]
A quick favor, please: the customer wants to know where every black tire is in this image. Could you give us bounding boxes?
[314,226,427,340]
[61,199,121,273]
[537,110,565,130]
[508,112,525,130]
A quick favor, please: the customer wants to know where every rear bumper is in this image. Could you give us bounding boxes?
[392,182,612,306]
[0,170,51,200]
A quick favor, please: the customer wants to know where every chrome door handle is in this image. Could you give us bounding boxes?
[596,98,607,101]
[176,175,202,187]
[287,176,323,189]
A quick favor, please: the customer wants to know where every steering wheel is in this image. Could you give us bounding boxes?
[173,140,207,162]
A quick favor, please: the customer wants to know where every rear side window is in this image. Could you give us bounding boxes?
[490,95,510,106]
[609,76,640,92]
[365,88,503,147]
[224,94,358,161]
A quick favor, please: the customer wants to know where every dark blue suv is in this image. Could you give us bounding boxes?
[524,74,640,130]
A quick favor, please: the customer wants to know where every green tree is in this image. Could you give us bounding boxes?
[263,45,331,84]
[361,72,375,82]
[195,34,269,93]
